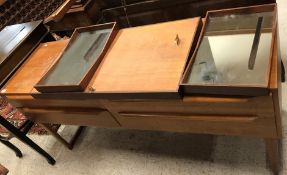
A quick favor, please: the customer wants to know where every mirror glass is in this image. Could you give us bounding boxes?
[37,28,112,86]
[186,11,273,86]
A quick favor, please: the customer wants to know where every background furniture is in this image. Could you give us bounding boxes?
[33,0,278,33]
[0,0,279,33]
[45,0,100,32]
[97,0,276,27]
[0,0,65,31]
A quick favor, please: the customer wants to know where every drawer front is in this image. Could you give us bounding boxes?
[117,112,277,138]
[7,95,106,109]
[106,96,277,137]
[20,107,120,127]
[106,96,274,118]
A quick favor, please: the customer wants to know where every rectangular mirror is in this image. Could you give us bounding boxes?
[34,22,118,93]
[182,5,276,96]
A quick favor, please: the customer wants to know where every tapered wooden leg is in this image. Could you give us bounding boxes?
[40,123,85,150]
[265,138,281,175]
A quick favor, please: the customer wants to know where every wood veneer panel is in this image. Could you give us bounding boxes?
[5,95,106,109]
[105,96,274,118]
[115,112,277,138]
[2,40,69,94]
[90,18,200,93]
[20,107,120,127]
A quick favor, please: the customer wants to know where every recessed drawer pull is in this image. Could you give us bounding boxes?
[18,108,120,127]
[21,107,107,115]
[119,112,259,123]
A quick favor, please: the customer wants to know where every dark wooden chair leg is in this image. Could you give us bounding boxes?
[0,138,22,158]
[0,116,55,165]
[40,123,85,150]
[265,138,281,175]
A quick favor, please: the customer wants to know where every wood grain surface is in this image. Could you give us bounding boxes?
[0,0,6,6]
[90,18,200,93]
[0,5,281,174]
[2,40,69,94]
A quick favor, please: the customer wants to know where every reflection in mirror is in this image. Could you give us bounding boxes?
[186,12,273,86]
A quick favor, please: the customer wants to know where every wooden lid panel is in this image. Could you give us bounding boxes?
[2,40,69,94]
[90,18,200,93]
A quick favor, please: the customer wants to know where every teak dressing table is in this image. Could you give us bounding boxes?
[0,4,282,174]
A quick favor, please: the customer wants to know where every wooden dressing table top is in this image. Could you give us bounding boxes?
[2,40,69,94]
[2,18,201,97]
[90,18,200,93]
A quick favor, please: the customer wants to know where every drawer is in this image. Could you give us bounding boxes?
[117,112,277,138]
[19,107,120,127]
[106,96,274,118]
[6,95,106,109]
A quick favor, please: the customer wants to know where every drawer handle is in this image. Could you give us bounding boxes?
[21,107,107,114]
[119,112,259,123]
[175,34,180,46]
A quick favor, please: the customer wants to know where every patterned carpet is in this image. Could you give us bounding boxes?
[0,96,60,135]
